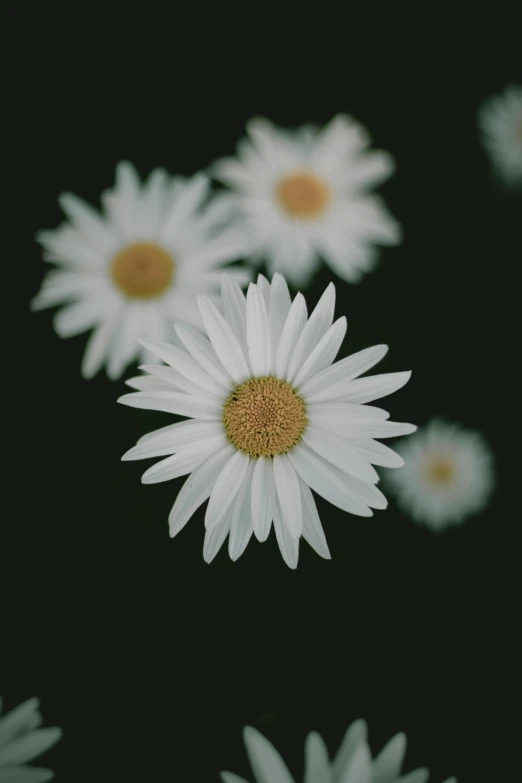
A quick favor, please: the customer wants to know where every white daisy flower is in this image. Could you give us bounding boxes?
[210,115,401,287]
[32,162,250,379]
[385,419,494,531]
[221,721,456,783]
[478,85,522,186]
[119,274,415,567]
[0,696,62,783]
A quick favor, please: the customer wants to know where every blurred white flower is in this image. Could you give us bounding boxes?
[221,721,456,783]
[385,419,494,530]
[119,274,414,567]
[32,162,250,379]
[210,115,401,287]
[0,697,62,783]
[478,85,522,186]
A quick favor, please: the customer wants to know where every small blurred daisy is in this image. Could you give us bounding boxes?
[32,162,249,379]
[385,419,494,531]
[478,85,522,187]
[210,115,401,287]
[119,273,415,567]
[0,696,62,783]
[221,721,456,783]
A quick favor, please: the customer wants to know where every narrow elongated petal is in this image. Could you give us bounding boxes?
[341,371,412,404]
[273,502,300,569]
[303,427,379,483]
[256,273,271,305]
[333,720,368,780]
[299,345,388,401]
[228,460,255,560]
[205,451,250,530]
[141,434,227,483]
[138,338,226,395]
[304,732,332,783]
[198,295,250,383]
[299,478,331,559]
[175,324,233,390]
[350,438,405,468]
[0,767,56,782]
[251,457,275,542]
[0,699,40,745]
[275,294,308,378]
[342,743,372,783]
[268,273,291,367]
[169,444,235,537]
[398,770,429,783]
[203,515,231,564]
[220,774,250,783]
[221,276,247,353]
[247,283,271,376]
[81,315,119,379]
[118,390,222,419]
[288,445,373,517]
[287,283,335,382]
[292,316,347,389]
[243,726,296,783]
[373,733,406,783]
[123,421,224,461]
[0,727,62,765]
[273,454,302,538]
[138,363,206,396]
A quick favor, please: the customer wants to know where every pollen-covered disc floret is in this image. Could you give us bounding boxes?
[224,377,307,458]
[119,274,416,568]
[211,115,401,286]
[32,162,249,379]
[221,720,457,783]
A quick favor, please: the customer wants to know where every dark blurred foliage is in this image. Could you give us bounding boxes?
[3,9,521,782]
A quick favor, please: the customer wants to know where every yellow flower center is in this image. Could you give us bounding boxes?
[223,377,307,458]
[111,243,174,298]
[427,457,454,484]
[277,171,330,219]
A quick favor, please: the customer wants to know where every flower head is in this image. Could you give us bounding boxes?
[385,419,494,530]
[221,721,456,783]
[478,85,522,187]
[210,115,401,287]
[120,274,415,566]
[32,162,249,379]
[0,696,62,783]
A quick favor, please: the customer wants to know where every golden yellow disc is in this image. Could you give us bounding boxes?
[427,458,454,484]
[277,172,330,219]
[111,243,174,298]
[223,377,307,458]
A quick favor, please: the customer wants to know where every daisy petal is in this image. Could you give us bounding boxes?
[221,275,247,354]
[0,768,56,782]
[373,733,406,783]
[198,295,250,383]
[288,445,373,517]
[141,434,227,484]
[228,461,255,560]
[273,454,302,538]
[175,324,234,390]
[138,338,227,396]
[274,294,308,379]
[169,444,235,537]
[243,726,295,783]
[287,283,336,382]
[0,727,63,765]
[342,743,372,783]
[292,316,347,389]
[256,273,271,306]
[299,345,388,401]
[299,478,331,559]
[138,363,205,396]
[123,421,224,461]
[341,371,412,404]
[303,427,379,483]
[333,720,368,780]
[58,192,114,254]
[273,502,300,570]
[81,315,120,379]
[304,732,332,783]
[247,283,271,376]
[220,774,250,783]
[399,770,429,783]
[251,457,275,542]
[117,390,222,419]
[205,451,251,530]
[203,515,231,564]
[268,273,292,368]
[0,700,40,745]
[350,439,405,468]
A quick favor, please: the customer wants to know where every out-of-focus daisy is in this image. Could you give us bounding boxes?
[119,273,415,567]
[210,115,401,287]
[221,721,456,783]
[0,696,62,783]
[385,419,494,531]
[32,162,249,379]
[478,85,522,186]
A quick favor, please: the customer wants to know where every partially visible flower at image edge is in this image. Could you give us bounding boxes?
[0,696,62,783]
[478,84,522,187]
[32,161,250,379]
[210,114,401,287]
[119,273,415,567]
[221,721,456,783]
[384,418,494,531]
